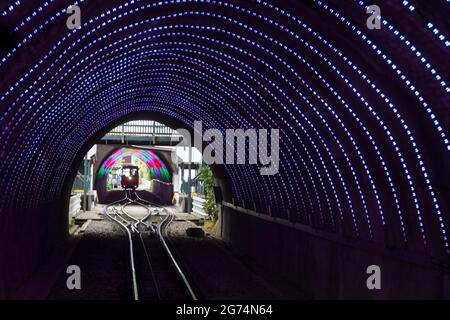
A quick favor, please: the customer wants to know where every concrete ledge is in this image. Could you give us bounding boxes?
[221,204,450,299]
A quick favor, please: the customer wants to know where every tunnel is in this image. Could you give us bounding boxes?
[0,0,449,300]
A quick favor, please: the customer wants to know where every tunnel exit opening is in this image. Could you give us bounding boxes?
[45,111,244,300]
[62,111,231,239]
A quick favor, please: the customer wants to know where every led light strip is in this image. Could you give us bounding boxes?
[1,0,448,253]
[97,147,171,181]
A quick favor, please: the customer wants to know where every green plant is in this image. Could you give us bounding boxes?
[199,165,218,220]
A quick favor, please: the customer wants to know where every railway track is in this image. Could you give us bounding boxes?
[103,190,197,300]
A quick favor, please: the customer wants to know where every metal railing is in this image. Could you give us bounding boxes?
[108,120,181,137]
[192,196,207,217]
[69,194,81,217]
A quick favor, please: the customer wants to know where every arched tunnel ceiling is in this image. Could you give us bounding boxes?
[0,1,449,258]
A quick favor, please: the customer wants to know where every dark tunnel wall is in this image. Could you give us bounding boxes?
[0,0,449,297]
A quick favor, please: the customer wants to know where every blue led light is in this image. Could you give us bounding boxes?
[1,0,449,254]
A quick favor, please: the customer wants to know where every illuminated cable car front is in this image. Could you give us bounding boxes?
[121,164,139,190]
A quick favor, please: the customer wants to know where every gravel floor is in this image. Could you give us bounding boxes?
[47,220,131,300]
[46,210,305,300]
[166,220,307,299]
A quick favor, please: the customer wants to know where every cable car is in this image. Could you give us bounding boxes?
[121,164,139,190]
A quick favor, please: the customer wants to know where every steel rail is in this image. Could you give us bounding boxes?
[138,232,162,300]
[103,202,139,300]
[157,210,198,300]
[103,190,197,301]
[122,190,154,229]
[133,190,166,210]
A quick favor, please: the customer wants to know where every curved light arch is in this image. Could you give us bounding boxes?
[97,147,171,182]
[0,0,449,258]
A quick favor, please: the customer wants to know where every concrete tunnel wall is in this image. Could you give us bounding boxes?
[0,1,449,298]
[220,206,450,299]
